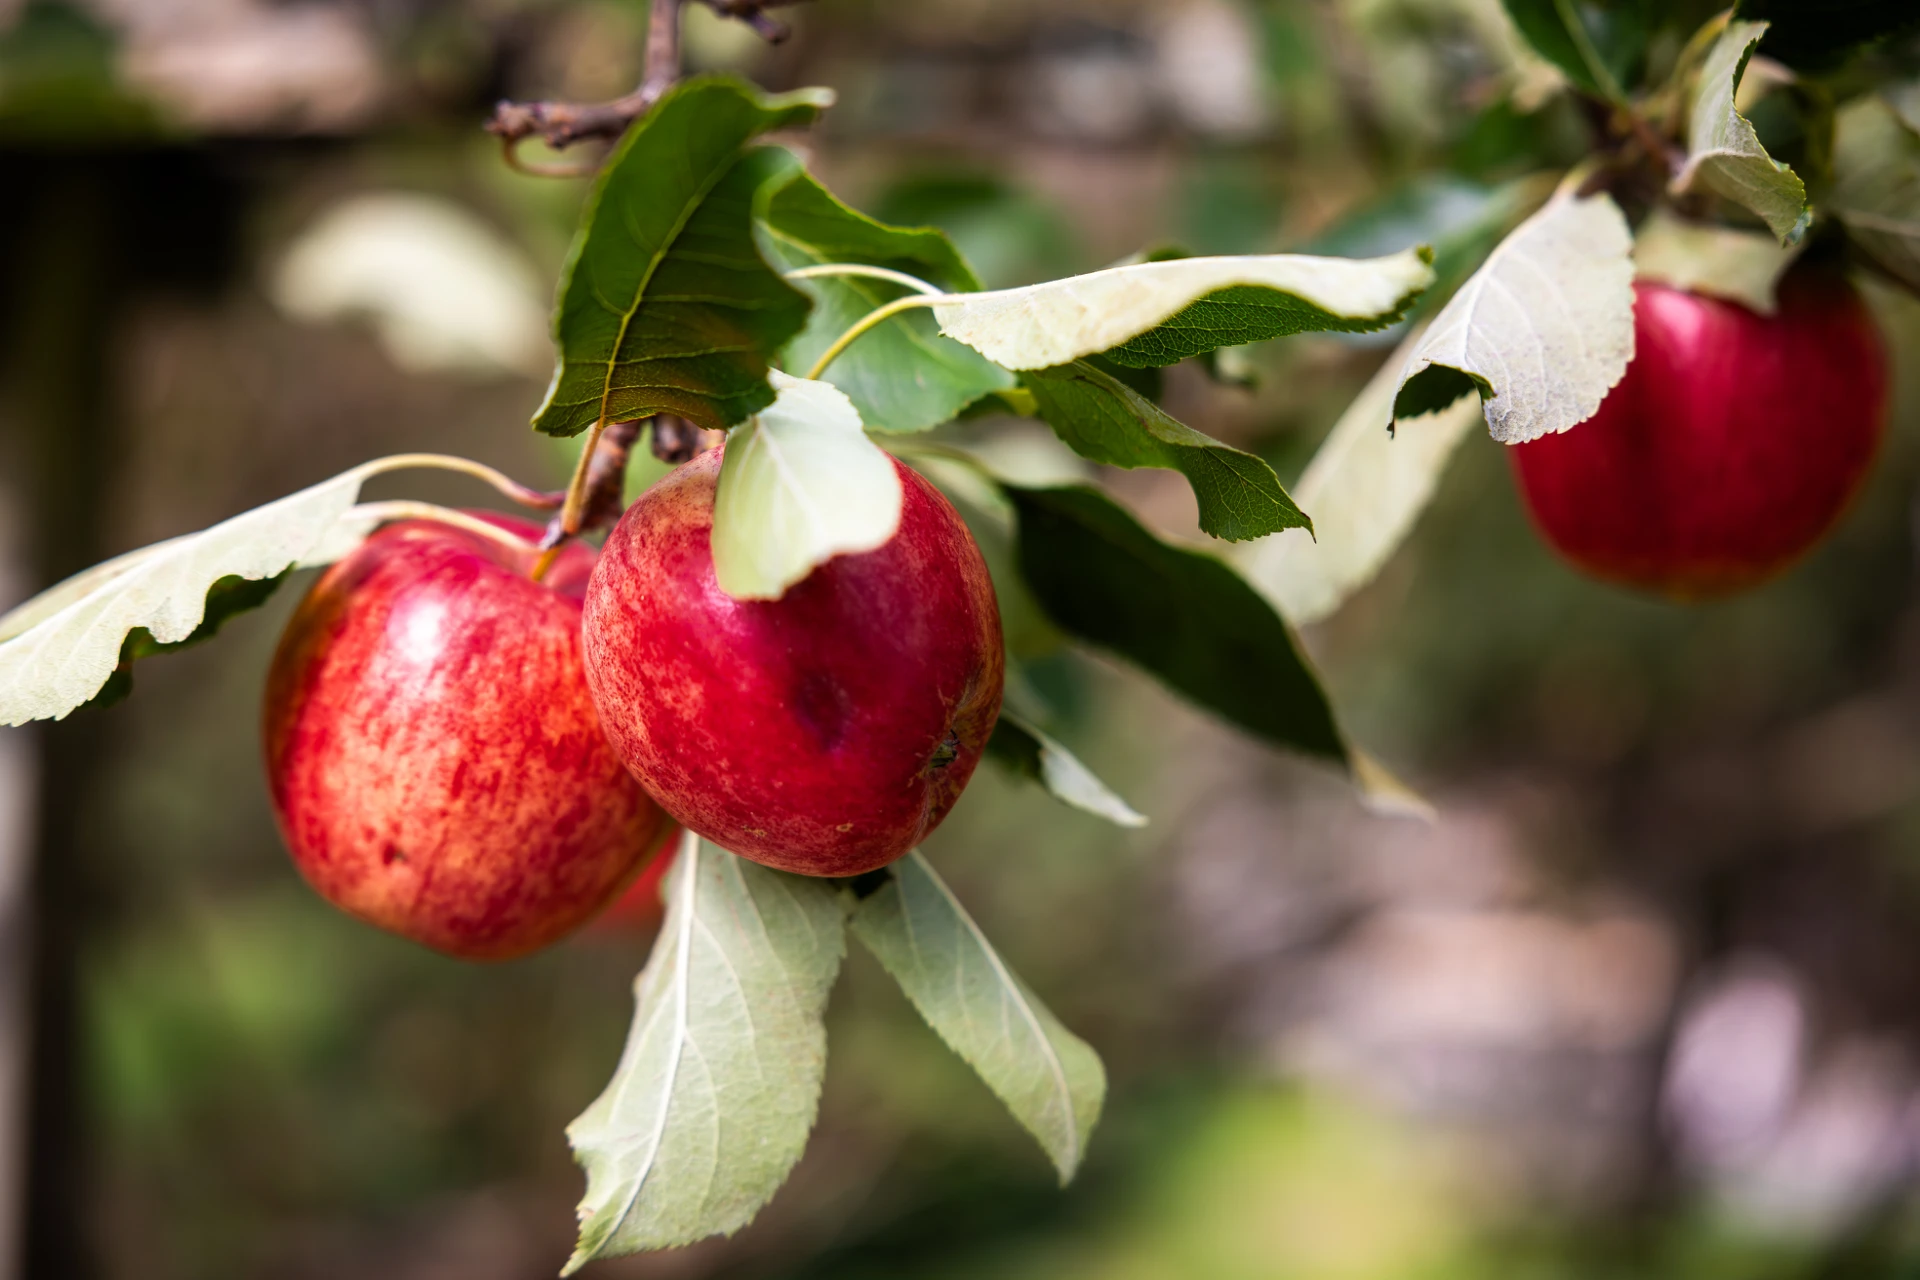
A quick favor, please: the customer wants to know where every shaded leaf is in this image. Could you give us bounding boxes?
[1238,329,1481,625]
[1832,94,1920,297]
[758,167,1013,432]
[1004,483,1344,763]
[1499,0,1651,100]
[933,249,1434,371]
[985,712,1147,828]
[1022,361,1307,543]
[565,841,847,1270]
[1672,21,1811,246]
[1391,191,1634,444]
[1732,0,1920,69]
[533,78,831,437]
[1631,206,1803,312]
[712,372,904,600]
[848,851,1105,1181]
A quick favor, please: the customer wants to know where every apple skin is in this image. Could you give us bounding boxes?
[263,512,670,961]
[1510,269,1889,597]
[582,449,1005,878]
[592,827,682,933]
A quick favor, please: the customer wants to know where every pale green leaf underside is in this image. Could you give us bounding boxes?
[757,169,1013,432]
[848,852,1106,1182]
[1672,20,1811,246]
[0,457,418,725]
[711,372,904,600]
[565,841,847,1271]
[985,712,1147,828]
[934,249,1435,371]
[1832,95,1920,293]
[1631,206,1801,314]
[1238,325,1481,625]
[1022,361,1308,543]
[1392,192,1634,444]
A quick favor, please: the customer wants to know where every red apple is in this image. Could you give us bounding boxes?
[582,449,1004,878]
[263,512,670,960]
[592,827,682,933]
[1510,267,1889,597]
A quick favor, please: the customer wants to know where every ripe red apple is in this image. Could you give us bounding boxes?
[582,449,1004,878]
[1510,267,1889,597]
[592,827,682,933]
[264,512,670,960]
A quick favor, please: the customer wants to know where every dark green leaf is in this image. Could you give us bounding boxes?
[1004,484,1344,763]
[756,168,1013,432]
[1499,0,1650,100]
[81,571,290,713]
[1021,362,1307,542]
[532,77,830,437]
[1734,0,1920,68]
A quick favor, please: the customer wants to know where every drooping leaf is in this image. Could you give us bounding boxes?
[1731,0,1920,69]
[756,168,1014,432]
[565,840,847,1270]
[1391,191,1634,443]
[1021,361,1307,543]
[932,249,1434,371]
[985,712,1147,828]
[82,571,292,713]
[1004,483,1344,763]
[1238,330,1482,625]
[1831,94,1920,297]
[0,455,465,725]
[711,372,905,600]
[1499,0,1652,101]
[848,851,1106,1182]
[1630,206,1802,313]
[1672,21,1811,246]
[532,78,831,437]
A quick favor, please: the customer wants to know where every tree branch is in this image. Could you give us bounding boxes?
[484,0,812,152]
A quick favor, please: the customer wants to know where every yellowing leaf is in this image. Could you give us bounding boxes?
[565,841,847,1270]
[849,852,1106,1182]
[933,249,1434,371]
[1672,20,1811,246]
[1391,192,1634,444]
[711,371,905,600]
[1239,327,1480,625]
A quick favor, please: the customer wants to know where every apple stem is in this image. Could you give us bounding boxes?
[359,453,563,510]
[346,502,541,555]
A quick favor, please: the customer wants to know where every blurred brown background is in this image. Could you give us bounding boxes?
[3,1,1920,1277]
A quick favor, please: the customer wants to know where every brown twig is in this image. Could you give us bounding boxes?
[649,415,715,465]
[484,0,812,154]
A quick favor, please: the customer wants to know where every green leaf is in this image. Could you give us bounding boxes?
[1731,0,1920,69]
[1631,206,1802,313]
[985,712,1147,828]
[848,851,1106,1182]
[932,249,1434,371]
[1499,0,1650,101]
[1022,361,1308,543]
[711,372,904,600]
[1392,191,1635,443]
[532,77,831,437]
[757,168,1014,432]
[1004,483,1344,763]
[1672,21,1811,246]
[1237,329,1482,625]
[565,840,847,1270]
[1832,94,1920,297]
[0,454,476,726]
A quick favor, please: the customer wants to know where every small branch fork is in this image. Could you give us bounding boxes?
[484,0,812,163]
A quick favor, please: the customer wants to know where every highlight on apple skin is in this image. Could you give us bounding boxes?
[263,512,671,960]
[1509,266,1889,598]
[582,449,1005,879]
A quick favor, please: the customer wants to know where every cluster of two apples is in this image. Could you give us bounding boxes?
[264,450,1004,959]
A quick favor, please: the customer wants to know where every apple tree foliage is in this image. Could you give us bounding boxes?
[0,1,1918,1269]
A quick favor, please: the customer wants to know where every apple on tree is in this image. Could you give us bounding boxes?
[263,511,671,960]
[1510,263,1889,598]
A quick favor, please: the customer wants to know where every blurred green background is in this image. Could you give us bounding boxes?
[4,1,1920,1277]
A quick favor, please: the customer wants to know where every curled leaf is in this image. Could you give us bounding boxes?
[1672,20,1811,246]
[986,712,1147,828]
